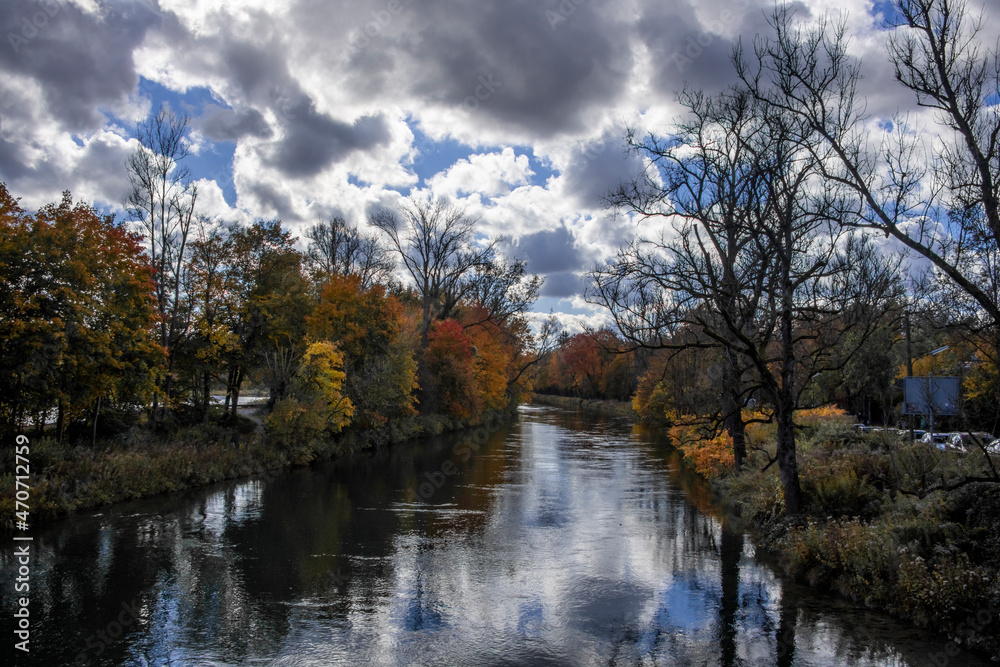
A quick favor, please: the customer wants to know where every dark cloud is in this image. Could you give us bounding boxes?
[245,181,299,221]
[264,100,392,177]
[198,105,272,141]
[635,0,756,96]
[540,271,582,298]
[342,0,635,138]
[518,225,582,274]
[0,137,28,180]
[0,0,160,131]
[561,133,647,209]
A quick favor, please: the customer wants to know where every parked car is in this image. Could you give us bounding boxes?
[918,432,956,451]
[948,432,999,453]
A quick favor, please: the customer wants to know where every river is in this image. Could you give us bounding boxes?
[2,405,989,666]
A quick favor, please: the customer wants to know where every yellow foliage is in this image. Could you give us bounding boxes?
[266,341,354,462]
[668,421,735,478]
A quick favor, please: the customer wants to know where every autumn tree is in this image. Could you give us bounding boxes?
[0,184,162,442]
[307,273,417,433]
[182,220,239,420]
[266,341,354,464]
[223,220,311,418]
[369,197,501,347]
[423,319,480,419]
[124,105,199,424]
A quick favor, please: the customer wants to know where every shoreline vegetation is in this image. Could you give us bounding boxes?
[2,182,549,534]
[0,406,517,530]
[541,394,1000,661]
[529,393,637,418]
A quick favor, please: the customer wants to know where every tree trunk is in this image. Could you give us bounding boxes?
[775,398,802,515]
[722,355,747,472]
[724,404,747,473]
[224,367,235,413]
[775,217,802,515]
[421,297,432,348]
[163,351,176,424]
[231,368,244,420]
[56,399,65,444]
[91,394,102,448]
[202,371,211,422]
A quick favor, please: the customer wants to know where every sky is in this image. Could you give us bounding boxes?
[2,0,998,331]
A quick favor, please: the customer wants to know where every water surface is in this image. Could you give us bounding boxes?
[2,405,988,666]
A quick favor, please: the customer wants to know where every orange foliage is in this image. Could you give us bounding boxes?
[667,419,736,478]
[307,273,404,361]
[424,319,480,419]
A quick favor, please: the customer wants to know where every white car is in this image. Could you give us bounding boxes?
[947,432,999,453]
[919,432,957,451]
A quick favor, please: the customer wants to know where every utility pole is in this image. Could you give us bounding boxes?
[905,312,914,442]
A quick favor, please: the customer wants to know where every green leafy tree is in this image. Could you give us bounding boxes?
[223,220,310,418]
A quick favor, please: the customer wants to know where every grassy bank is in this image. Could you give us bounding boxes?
[530,393,637,418]
[559,397,1000,659]
[1,407,515,530]
[695,411,1000,659]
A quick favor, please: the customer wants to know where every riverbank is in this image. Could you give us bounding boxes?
[556,398,1000,660]
[722,415,1000,659]
[530,393,636,418]
[0,407,515,530]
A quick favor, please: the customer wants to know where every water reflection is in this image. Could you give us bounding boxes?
[1,405,991,666]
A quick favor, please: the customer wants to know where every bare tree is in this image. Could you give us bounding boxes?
[463,256,543,330]
[596,87,774,472]
[125,105,198,423]
[304,217,394,290]
[369,197,500,346]
[735,0,999,358]
[595,84,903,513]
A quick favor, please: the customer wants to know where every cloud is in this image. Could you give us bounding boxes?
[261,102,392,177]
[559,132,647,209]
[0,0,160,132]
[540,271,582,298]
[198,105,271,141]
[517,224,582,274]
[428,147,533,198]
[0,0,961,315]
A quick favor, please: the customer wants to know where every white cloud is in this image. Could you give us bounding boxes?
[428,147,533,199]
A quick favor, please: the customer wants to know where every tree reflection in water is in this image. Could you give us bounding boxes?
[1,405,992,666]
